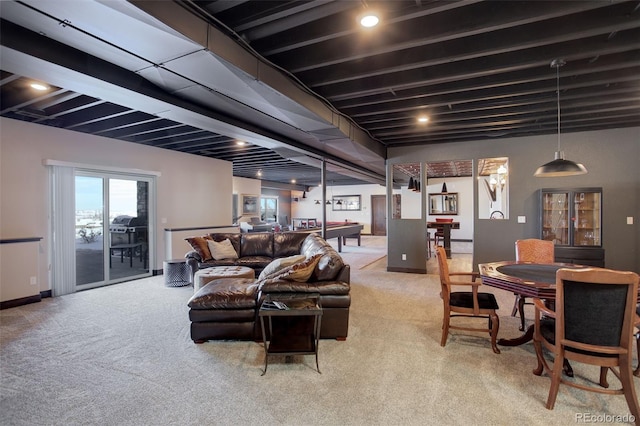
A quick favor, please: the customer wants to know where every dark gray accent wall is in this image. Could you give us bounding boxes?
[261,188,292,226]
[388,127,639,274]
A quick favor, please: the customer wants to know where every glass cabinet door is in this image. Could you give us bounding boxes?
[542,191,569,245]
[573,191,601,246]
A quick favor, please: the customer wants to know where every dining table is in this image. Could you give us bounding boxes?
[427,221,460,258]
[479,261,640,347]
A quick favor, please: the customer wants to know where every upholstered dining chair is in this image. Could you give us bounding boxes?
[532,267,639,420]
[435,246,500,354]
[513,239,555,331]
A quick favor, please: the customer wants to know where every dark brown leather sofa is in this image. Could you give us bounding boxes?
[185,231,310,276]
[186,232,350,342]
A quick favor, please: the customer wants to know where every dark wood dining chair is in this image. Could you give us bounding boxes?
[635,305,640,377]
[513,239,554,331]
[435,246,500,354]
[433,218,454,248]
[532,267,639,421]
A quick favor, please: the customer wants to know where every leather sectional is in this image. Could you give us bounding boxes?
[185,232,351,342]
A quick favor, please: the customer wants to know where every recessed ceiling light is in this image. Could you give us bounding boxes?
[236,140,246,146]
[256,170,262,177]
[360,14,379,28]
[30,83,49,91]
[291,179,296,184]
[417,116,429,123]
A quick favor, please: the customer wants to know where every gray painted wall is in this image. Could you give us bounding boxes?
[387,127,639,274]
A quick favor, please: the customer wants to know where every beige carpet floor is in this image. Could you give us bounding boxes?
[1,236,638,425]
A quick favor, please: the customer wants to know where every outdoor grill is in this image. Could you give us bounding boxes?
[109,215,147,245]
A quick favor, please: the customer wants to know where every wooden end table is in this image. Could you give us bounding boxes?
[259,293,322,375]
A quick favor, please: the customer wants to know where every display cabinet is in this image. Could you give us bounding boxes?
[539,187,604,267]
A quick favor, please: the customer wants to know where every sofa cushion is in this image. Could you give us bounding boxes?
[258,254,307,280]
[235,256,273,271]
[185,236,213,261]
[207,238,239,260]
[273,232,309,257]
[301,234,345,281]
[188,278,258,310]
[208,233,241,257]
[261,279,350,295]
[199,259,237,269]
[259,254,322,285]
[241,233,274,257]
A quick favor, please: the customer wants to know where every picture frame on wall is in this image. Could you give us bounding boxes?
[241,194,259,215]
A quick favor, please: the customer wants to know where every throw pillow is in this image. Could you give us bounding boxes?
[258,254,307,280]
[263,254,322,283]
[185,236,212,261]
[208,238,239,260]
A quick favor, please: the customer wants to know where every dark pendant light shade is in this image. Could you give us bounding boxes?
[408,177,415,190]
[441,182,448,193]
[315,200,320,205]
[535,59,587,177]
[534,151,587,177]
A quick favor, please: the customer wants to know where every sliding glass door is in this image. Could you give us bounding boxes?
[75,172,152,290]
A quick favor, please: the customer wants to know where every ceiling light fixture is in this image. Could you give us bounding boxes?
[30,83,48,91]
[236,140,246,146]
[360,13,379,28]
[417,116,429,123]
[534,59,587,177]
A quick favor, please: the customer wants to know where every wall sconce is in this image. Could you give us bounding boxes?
[489,177,498,192]
[483,179,497,202]
[496,164,507,192]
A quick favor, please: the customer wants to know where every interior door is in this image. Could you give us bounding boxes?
[371,195,387,236]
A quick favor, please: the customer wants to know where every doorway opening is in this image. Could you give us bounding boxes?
[74,173,153,290]
[425,160,473,268]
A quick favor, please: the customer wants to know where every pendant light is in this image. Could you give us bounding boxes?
[534,59,587,177]
[408,176,415,190]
